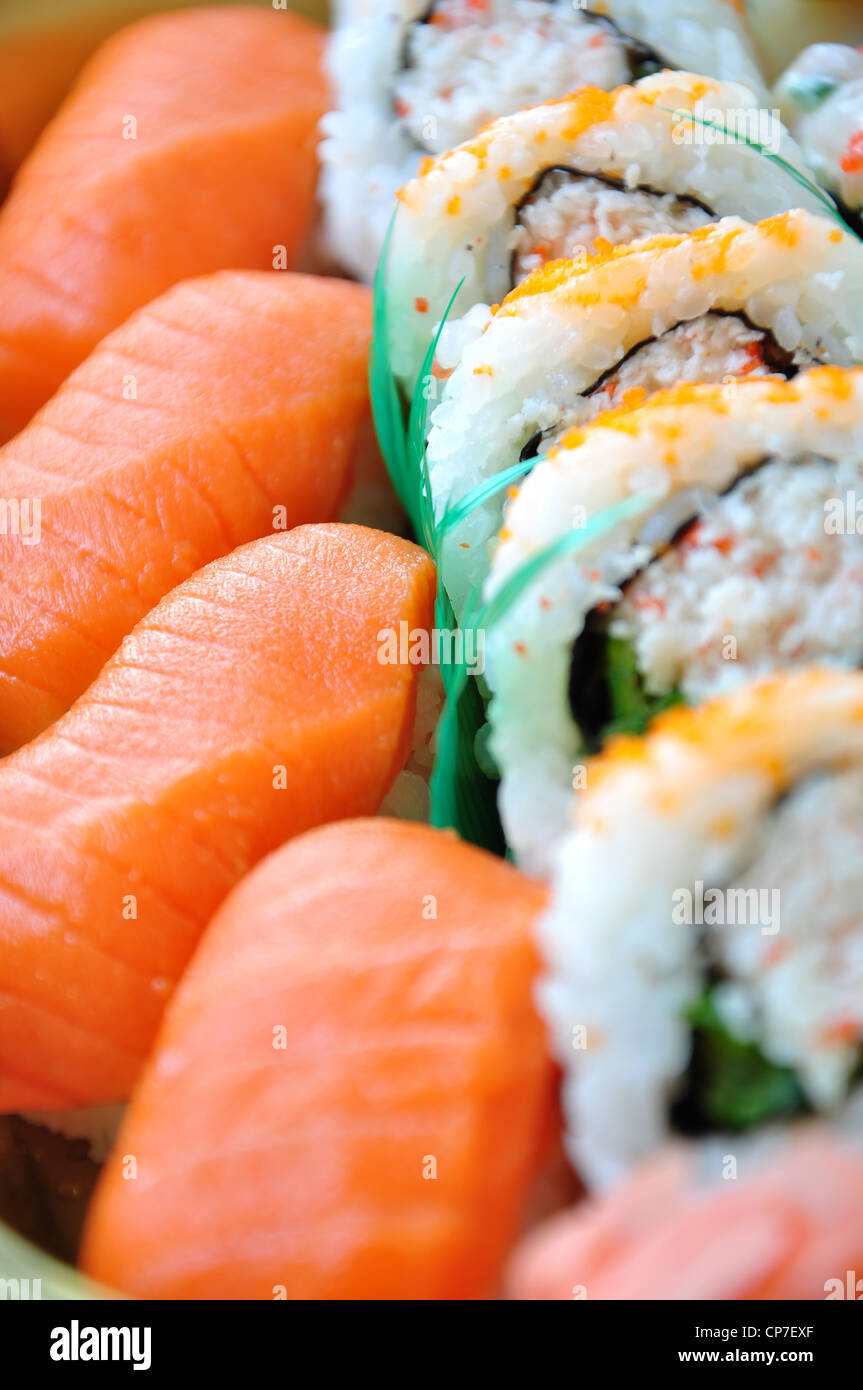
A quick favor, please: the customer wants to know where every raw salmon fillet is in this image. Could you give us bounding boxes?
[80,819,554,1299]
[0,5,328,440]
[0,270,372,752]
[0,525,435,1112]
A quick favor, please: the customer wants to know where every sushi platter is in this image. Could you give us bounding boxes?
[1,0,863,1315]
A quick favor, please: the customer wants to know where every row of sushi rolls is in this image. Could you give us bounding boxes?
[3,0,863,1304]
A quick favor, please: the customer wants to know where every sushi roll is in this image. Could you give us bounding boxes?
[387,71,830,396]
[428,210,863,618]
[321,0,766,282]
[484,367,863,875]
[775,44,863,231]
[508,1123,863,1299]
[536,665,863,1190]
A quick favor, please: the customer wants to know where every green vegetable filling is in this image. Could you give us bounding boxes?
[786,74,840,114]
[673,988,809,1133]
[570,629,684,752]
[601,635,684,739]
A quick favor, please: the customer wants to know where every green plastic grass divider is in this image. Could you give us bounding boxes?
[429,494,656,843]
[657,107,859,237]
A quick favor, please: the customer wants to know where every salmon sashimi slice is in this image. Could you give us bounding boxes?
[79,818,554,1300]
[0,5,327,441]
[0,2,331,186]
[507,1130,863,1300]
[0,269,373,753]
[0,525,436,1114]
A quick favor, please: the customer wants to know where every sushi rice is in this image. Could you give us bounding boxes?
[484,366,863,876]
[775,43,863,222]
[387,70,828,395]
[321,0,766,280]
[536,666,863,1190]
[379,664,446,822]
[426,210,863,619]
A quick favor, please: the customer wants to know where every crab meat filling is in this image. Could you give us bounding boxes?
[511,169,714,284]
[613,453,863,703]
[395,1,639,156]
[568,450,863,753]
[520,311,815,463]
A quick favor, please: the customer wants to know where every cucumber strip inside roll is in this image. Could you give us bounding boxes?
[568,629,683,753]
[674,985,809,1135]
